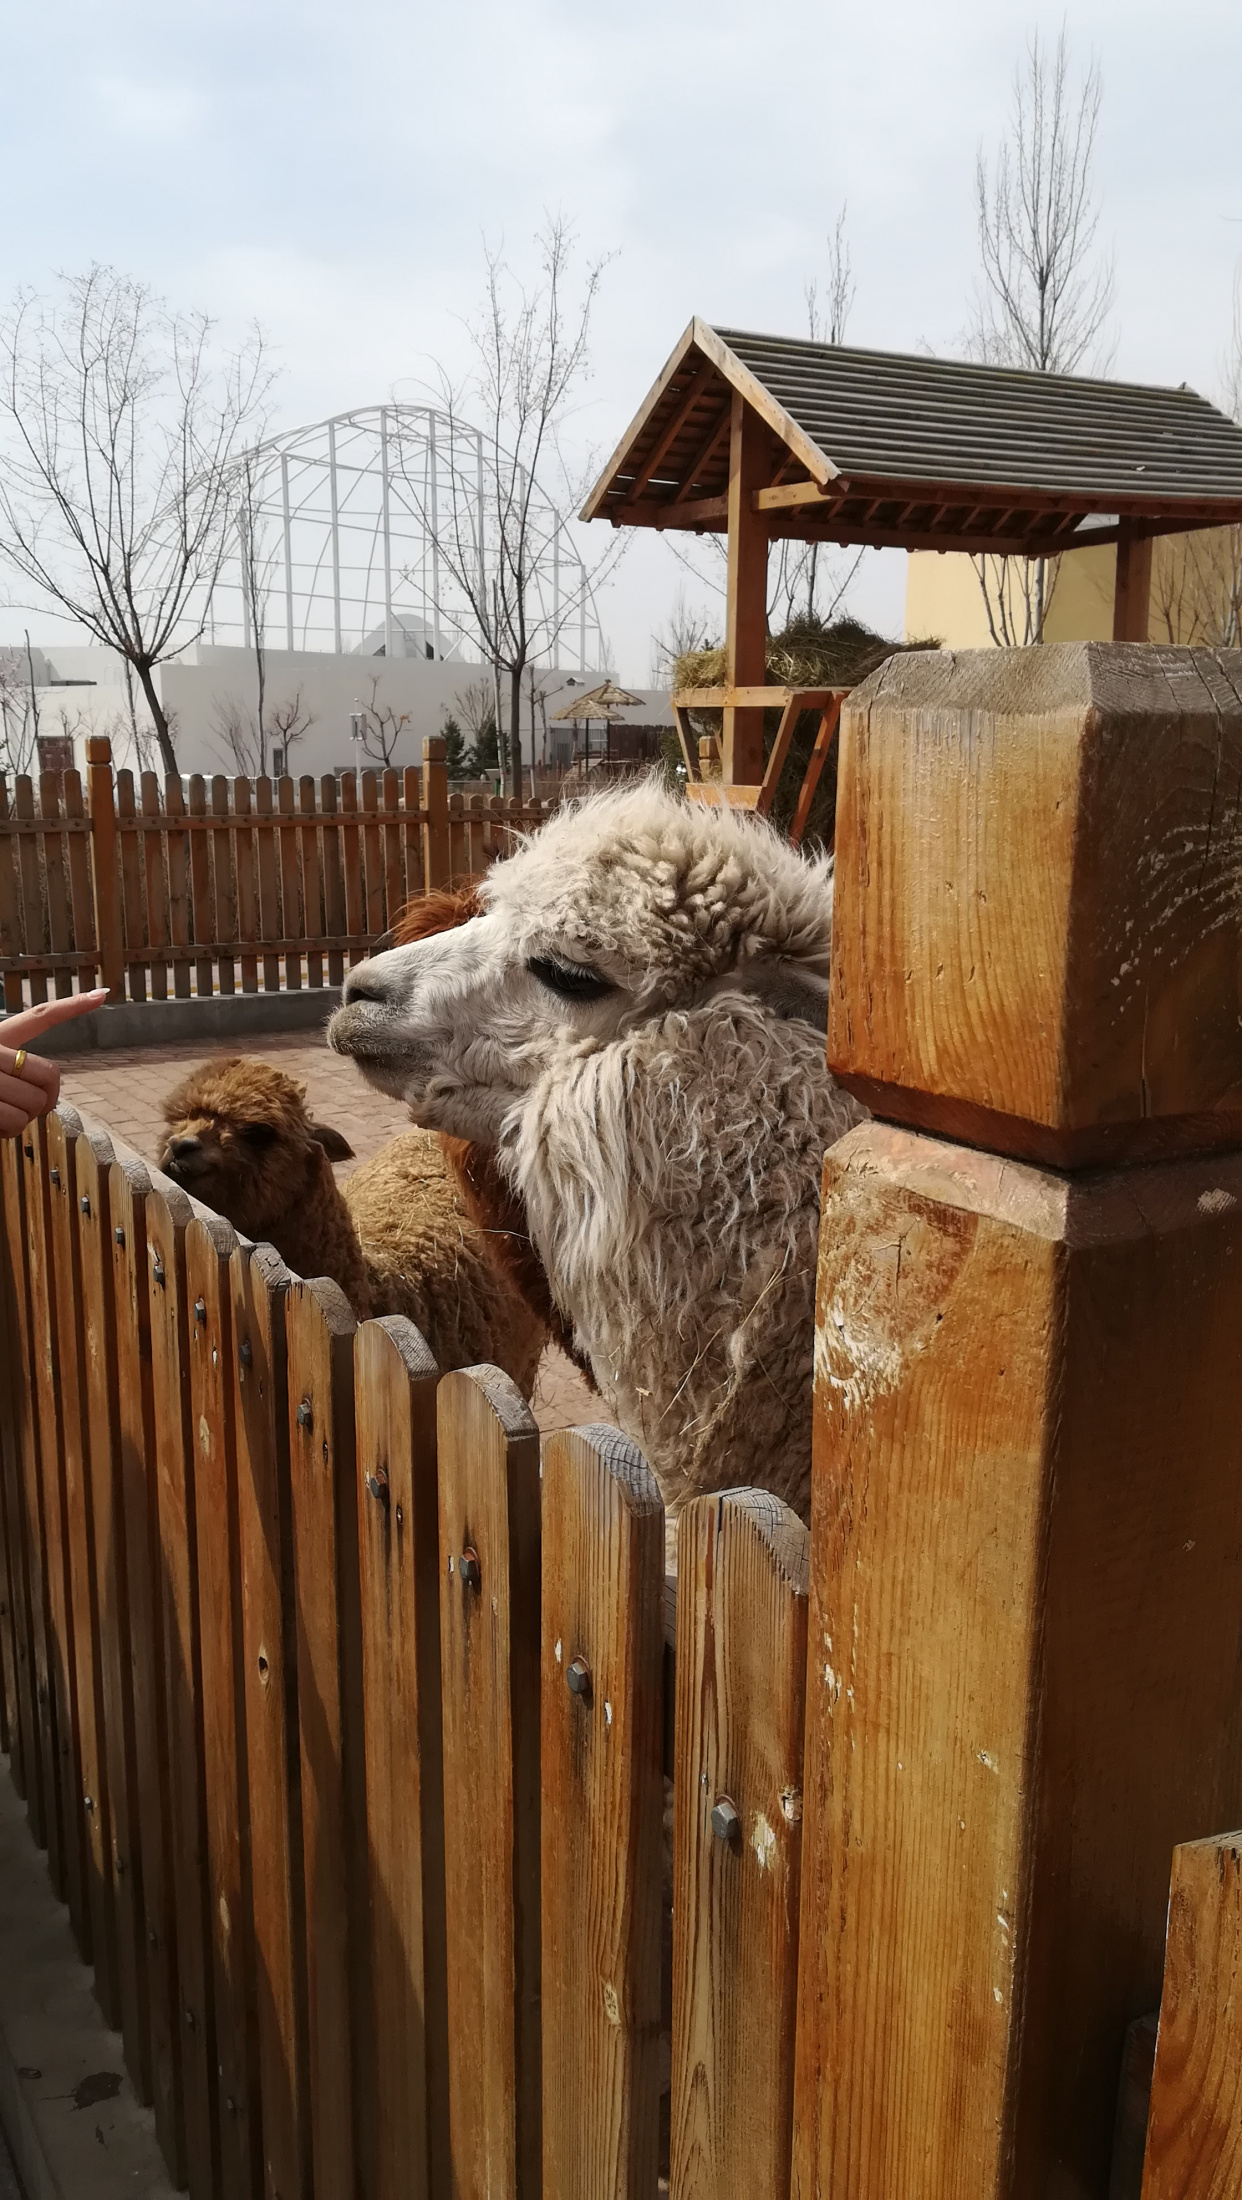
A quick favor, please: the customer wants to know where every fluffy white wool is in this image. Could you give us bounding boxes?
[331,778,862,1519]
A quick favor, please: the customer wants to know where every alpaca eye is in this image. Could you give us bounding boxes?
[526,956,615,1003]
[240,1122,278,1147]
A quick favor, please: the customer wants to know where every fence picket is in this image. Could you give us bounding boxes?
[340,773,363,969]
[165,774,192,1000]
[0,778,24,1009]
[141,772,170,1001]
[422,740,450,889]
[74,1130,153,2099]
[540,1425,665,2200]
[255,777,280,993]
[0,1138,43,1827]
[14,777,47,1005]
[26,1118,89,1944]
[188,777,214,999]
[298,778,323,989]
[44,1108,119,2019]
[669,1490,809,2200]
[381,768,402,930]
[437,1366,542,2200]
[402,766,423,902]
[286,1276,363,2199]
[5,1132,64,1872]
[184,1215,263,2200]
[117,770,148,1004]
[320,777,344,989]
[231,1240,312,2200]
[140,1177,218,2200]
[361,772,383,942]
[233,777,258,996]
[355,1316,447,2200]
[0,1149,22,1765]
[39,771,74,999]
[111,1160,186,2178]
[278,776,302,991]
[212,777,237,998]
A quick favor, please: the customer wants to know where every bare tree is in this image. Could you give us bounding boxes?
[772,207,862,628]
[0,266,270,775]
[1151,280,1242,648]
[0,652,35,775]
[410,218,622,797]
[651,591,717,687]
[969,30,1115,642]
[351,675,409,769]
[214,684,314,776]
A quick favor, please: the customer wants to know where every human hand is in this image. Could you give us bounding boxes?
[0,990,110,1136]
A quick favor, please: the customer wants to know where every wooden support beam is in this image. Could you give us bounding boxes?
[1114,521,1154,642]
[793,645,1242,2200]
[672,412,731,506]
[1141,1833,1242,2198]
[628,360,717,503]
[753,480,843,513]
[723,395,770,786]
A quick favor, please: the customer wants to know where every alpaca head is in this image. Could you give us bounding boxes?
[328,780,835,1142]
[160,1055,354,1237]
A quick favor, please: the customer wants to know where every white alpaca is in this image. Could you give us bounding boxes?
[329,781,861,1519]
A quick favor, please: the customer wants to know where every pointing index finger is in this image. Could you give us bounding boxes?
[0,990,110,1048]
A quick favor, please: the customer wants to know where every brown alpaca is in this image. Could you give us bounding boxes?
[393,885,590,1378]
[160,1054,546,1396]
[160,1055,372,1311]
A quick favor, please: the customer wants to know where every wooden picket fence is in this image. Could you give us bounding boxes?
[0,734,556,1011]
[0,1107,810,2199]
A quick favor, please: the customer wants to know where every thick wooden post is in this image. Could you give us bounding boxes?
[422,734,450,889]
[86,735,125,1004]
[722,394,769,786]
[1113,521,1153,642]
[793,644,1242,2200]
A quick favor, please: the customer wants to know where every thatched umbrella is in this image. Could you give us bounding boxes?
[548,681,645,768]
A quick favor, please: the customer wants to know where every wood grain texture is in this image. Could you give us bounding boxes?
[26,1116,87,1935]
[792,1121,1242,2200]
[143,1179,218,2200]
[436,1365,542,2200]
[230,1239,312,2200]
[0,1152,19,1764]
[74,1130,152,2100]
[828,644,1242,1164]
[2,1132,60,1857]
[354,1315,447,2200]
[184,1215,263,2200]
[1141,1833,1242,2199]
[540,1424,665,2200]
[0,1137,39,1820]
[44,1108,119,2022]
[285,1275,363,2200]
[110,1159,185,2178]
[671,1490,809,2200]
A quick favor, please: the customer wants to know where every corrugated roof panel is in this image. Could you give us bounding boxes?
[714,328,1242,502]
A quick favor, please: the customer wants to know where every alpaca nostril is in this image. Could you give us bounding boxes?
[169,1135,203,1162]
[342,962,395,1005]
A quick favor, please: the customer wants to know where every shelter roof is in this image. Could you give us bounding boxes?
[582,319,1242,556]
[548,681,645,720]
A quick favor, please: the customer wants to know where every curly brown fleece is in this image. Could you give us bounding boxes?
[160,1054,545,1395]
[160,1056,372,1313]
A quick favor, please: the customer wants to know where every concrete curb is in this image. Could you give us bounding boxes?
[2,986,342,1055]
[0,1771,177,2200]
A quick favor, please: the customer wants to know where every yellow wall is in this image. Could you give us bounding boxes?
[905,530,1241,649]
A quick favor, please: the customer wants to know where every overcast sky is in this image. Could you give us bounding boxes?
[4,0,1242,679]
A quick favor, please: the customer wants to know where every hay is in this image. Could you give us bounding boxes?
[671,615,941,850]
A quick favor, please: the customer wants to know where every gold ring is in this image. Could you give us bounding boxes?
[11,1048,27,1077]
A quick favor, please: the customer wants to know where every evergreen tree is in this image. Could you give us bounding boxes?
[440,712,469,779]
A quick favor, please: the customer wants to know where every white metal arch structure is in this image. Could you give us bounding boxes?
[205,402,604,670]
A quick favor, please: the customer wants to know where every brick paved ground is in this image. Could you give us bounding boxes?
[52,1032,605,1436]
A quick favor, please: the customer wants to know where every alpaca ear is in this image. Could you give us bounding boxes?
[309,1121,355,1162]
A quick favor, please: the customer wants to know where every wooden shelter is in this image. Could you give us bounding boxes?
[583,318,1242,814]
[547,679,645,769]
